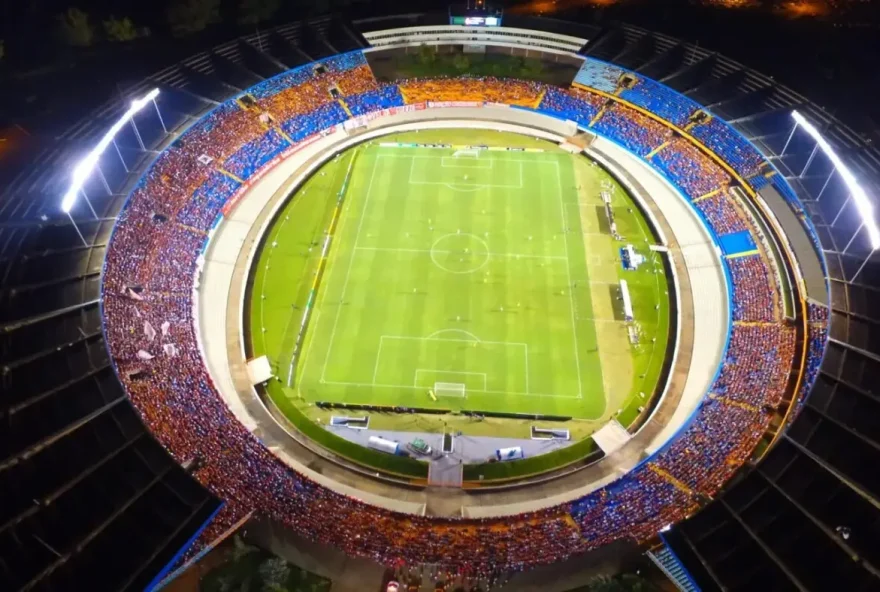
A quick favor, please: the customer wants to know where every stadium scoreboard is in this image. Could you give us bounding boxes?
[450,15,501,26]
[449,1,503,27]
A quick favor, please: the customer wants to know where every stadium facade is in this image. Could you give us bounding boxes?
[1,12,878,592]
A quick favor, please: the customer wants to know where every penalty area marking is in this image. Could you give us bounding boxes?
[407,155,524,190]
[440,156,493,169]
[371,334,535,397]
[414,369,487,392]
[320,380,578,399]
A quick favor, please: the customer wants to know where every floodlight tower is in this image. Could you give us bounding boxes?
[60,88,161,246]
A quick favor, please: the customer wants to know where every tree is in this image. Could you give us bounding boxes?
[57,8,94,47]
[452,53,471,72]
[416,44,437,66]
[583,573,654,592]
[103,16,139,42]
[237,0,280,26]
[258,557,289,592]
[520,58,544,80]
[166,0,220,37]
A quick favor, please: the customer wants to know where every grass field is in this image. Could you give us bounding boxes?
[249,129,670,456]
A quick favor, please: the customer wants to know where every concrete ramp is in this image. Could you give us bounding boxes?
[428,456,463,488]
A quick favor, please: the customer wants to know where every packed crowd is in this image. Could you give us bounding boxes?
[591,103,672,156]
[653,138,731,200]
[223,128,291,180]
[691,117,765,179]
[99,56,824,575]
[398,77,545,108]
[570,469,698,548]
[790,303,830,419]
[346,84,405,116]
[619,78,699,128]
[249,51,368,100]
[728,255,778,322]
[714,325,796,408]
[696,192,749,236]
[176,172,241,231]
[652,398,771,496]
[538,87,606,126]
[281,102,348,142]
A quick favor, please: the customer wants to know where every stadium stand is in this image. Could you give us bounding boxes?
[98,57,807,576]
[398,77,545,107]
[652,138,731,200]
[728,256,778,322]
[591,103,672,157]
[690,117,765,179]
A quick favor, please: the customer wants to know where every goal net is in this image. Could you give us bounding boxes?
[434,382,466,398]
[452,148,480,158]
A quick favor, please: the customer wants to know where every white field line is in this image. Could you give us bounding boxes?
[320,155,380,383]
[413,369,487,391]
[440,156,493,169]
[321,380,580,399]
[380,335,528,348]
[555,158,584,399]
[371,336,384,384]
[626,188,664,398]
[524,343,530,394]
[354,246,567,261]
[297,310,321,387]
[377,153,563,165]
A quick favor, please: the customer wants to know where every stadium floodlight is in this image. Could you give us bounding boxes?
[791,110,880,249]
[60,88,160,214]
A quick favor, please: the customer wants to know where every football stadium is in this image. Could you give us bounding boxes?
[2,3,879,591]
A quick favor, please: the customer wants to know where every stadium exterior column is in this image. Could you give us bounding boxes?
[780,121,799,157]
[816,169,835,201]
[800,143,820,178]
[852,248,876,283]
[831,194,852,227]
[80,189,99,219]
[152,98,168,134]
[112,138,129,173]
[95,163,112,195]
[66,211,88,247]
[842,221,864,255]
[129,118,146,151]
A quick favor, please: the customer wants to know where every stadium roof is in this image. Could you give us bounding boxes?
[2,12,880,591]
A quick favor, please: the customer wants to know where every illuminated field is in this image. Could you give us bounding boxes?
[250,130,670,441]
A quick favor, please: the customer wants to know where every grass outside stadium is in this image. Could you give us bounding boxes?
[246,129,673,482]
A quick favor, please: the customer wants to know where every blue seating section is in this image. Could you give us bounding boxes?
[538,88,603,126]
[322,51,367,72]
[691,118,765,178]
[281,101,348,141]
[346,85,405,116]
[249,51,366,100]
[620,80,699,127]
[223,129,291,180]
[176,171,241,231]
[573,59,626,93]
[592,107,661,156]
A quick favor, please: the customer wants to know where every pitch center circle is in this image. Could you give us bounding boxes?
[430,233,490,274]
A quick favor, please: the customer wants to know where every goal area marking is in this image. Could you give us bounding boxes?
[416,370,486,392]
[432,381,468,398]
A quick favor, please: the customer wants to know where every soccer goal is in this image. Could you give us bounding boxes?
[452,148,481,158]
[434,382,467,398]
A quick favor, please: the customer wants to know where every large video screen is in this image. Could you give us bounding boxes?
[451,15,502,26]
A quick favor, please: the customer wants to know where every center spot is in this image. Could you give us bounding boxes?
[430,233,490,274]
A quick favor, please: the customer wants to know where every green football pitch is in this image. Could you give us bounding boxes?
[249,129,670,439]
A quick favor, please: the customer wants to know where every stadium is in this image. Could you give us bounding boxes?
[2,3,879,591]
